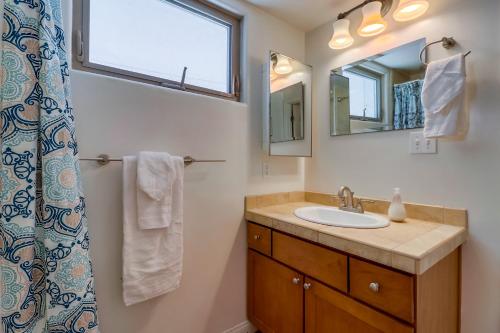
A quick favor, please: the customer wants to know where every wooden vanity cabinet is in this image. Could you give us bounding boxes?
[247,222,461,333]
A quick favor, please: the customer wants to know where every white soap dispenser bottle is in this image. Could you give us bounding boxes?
[388,188,407,222]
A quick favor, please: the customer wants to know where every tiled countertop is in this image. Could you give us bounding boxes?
[245,192,468,275]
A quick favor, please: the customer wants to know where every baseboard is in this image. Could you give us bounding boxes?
[222,321,256,333]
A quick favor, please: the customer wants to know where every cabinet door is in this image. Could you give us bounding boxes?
[248,250,303,333]
[305,278,413,333]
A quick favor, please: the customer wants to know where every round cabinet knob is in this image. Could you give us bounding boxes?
[253,235,261,240]
[303,282,312,290]
[292,277,301,285]
[369,282,380,293]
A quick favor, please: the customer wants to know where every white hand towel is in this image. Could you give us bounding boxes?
[122,156,184,306]
[422,54,468,139]
[137,151,177,229]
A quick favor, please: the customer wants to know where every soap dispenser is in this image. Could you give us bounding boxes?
[388,188,407,222]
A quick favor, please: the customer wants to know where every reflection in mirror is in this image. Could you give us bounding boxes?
[330,39,426,136]
[271,82,304,143]
[268,52,312,156]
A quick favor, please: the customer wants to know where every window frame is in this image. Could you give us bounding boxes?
[73,0,241,101]
[344,67,382,122]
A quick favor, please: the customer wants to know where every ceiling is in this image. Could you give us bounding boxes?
[244,0,353,32]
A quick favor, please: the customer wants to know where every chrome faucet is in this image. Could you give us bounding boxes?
[338,186,372,214]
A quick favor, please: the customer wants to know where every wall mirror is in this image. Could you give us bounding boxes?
[266,52,312,156]
[330,39,426,136]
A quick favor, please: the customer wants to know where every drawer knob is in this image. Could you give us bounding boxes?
[253,235,262,240]
[369,282,380,293]
[292,277,301,285]
[303,282,312,290]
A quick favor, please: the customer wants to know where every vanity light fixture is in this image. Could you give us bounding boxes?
[358,1,388,37]
[273,54,293,75]
[393,0,429,22]
[329,19,354,49]
[329,0,428,49]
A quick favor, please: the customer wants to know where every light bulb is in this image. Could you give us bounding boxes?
[274,55,293,75]
[357,1,388,37]
[393,0,429,21]
[329,19,354,50]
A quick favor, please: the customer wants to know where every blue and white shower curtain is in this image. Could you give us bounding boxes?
[0,0,99,332]
[393,79,425,130]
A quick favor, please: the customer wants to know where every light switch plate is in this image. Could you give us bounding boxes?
[410,132,437,154]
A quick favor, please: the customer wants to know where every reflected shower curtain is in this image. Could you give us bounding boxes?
[393,79,425,130]
[0,0,99,332]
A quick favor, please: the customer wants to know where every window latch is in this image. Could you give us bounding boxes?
[162,67,187,91]
[76,30,84,62]
[233,74,241,98]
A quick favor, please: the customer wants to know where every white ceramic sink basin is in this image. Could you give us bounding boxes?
[294,206,389,229]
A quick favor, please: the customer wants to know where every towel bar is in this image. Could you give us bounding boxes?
[80,154,225,167]
[420,37,471,66]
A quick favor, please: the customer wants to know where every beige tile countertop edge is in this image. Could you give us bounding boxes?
[245,194,468,275]
[246,191,468,227]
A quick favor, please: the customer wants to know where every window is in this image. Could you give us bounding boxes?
[344,68,381,121]
[74,0,241,100]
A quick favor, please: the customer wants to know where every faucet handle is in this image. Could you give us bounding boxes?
[355,199,375,214]
[358,199,375,204]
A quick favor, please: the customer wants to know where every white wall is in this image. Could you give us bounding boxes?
[305,0,500,332]
[230,0,307,194]
[62,1,305,332]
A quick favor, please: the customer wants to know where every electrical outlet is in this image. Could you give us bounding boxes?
[262,162,270,176]
[410,132,437,154]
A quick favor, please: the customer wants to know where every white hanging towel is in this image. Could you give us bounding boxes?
[137,151,177,229]
[122,155,184,306]
[422,53,467,139]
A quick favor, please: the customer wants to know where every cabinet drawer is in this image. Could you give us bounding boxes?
[273,232,348,292]
[247,223,271,256]
[350,258,415,323]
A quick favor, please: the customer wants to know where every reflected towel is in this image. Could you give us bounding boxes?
[122,156,184,306]
[422,54,468,139]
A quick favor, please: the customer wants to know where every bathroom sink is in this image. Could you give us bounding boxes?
[294,206,389,229]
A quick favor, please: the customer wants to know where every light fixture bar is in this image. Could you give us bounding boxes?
[337,0,393,19]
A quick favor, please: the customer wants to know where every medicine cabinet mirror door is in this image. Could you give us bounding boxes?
[266,51,312,156]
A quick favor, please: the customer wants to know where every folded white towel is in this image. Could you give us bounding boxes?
[137,151,177,229]
[422,54,468,139]
[122,156,184,306]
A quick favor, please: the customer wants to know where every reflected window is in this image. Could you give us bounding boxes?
[344,69,381,121]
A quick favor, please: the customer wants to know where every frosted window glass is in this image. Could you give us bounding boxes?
[88,0,231,93]
[344,71,378,119]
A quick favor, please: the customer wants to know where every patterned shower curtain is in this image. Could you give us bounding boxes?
[0,0,99,332]
[393,79,425,130]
